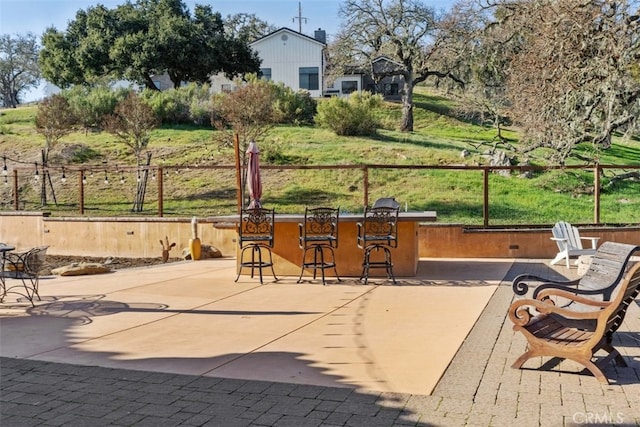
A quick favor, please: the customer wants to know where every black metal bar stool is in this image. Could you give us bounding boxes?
[357,204,399,285]
[235,208,278,284]
[297,207,341,285]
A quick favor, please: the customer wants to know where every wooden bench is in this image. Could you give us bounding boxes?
[508,260,640,383]
[513,241,640,302]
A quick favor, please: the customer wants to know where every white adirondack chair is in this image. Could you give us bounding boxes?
[550,221,600,268]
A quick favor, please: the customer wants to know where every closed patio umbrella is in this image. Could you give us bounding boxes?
[246,140,262,208]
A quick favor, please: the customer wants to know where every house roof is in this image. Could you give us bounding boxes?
[372,56,404,67]
[250,27,326,47]
[338,56,403,76]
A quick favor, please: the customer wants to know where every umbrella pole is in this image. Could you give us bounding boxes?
[234,133,242,214]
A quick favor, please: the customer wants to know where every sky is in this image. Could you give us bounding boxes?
[0,0,454,101]
[1,0,346,40]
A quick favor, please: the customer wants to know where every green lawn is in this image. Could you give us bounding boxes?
[1,87,639,225]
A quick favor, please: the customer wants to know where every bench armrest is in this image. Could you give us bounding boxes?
[508,297,605,326]
[536,288,610,307]
[512,273,579,296]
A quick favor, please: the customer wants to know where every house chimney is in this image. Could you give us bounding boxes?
[314,28,326,44]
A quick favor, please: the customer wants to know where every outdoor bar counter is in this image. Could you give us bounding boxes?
[209,211,437,278]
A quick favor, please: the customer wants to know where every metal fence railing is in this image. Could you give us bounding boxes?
[1,163,639,226]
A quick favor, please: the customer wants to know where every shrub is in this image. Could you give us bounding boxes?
[142,89,189,124]
[141,83,212,125]
[271,83,317,125]
[63,85,128,130]
[315,92,383,136]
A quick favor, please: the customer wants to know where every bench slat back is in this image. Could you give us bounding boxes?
[579,242,639,297]
[604,261,640,336]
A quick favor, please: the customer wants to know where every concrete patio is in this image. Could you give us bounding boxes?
[1,257,639,426]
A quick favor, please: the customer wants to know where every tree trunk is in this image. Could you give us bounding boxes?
[40,171,47,206]
[167,71,184,89]
[39,149,57,207]
[10,88,19,108]
[1,87,17,108]
[131,152,152,212]
[400,80,414,132]
[142,74,160,91]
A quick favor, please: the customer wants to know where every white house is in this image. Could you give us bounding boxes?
[245,28,403,100]
[250,27,326,98]
[323,74,363,97]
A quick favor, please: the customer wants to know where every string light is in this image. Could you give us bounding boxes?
[0,155,195,195]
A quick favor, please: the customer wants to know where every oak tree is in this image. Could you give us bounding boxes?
[0,33,41,107]
[331,0,463,132]
[39,0,260,91]
[439,0,640,163]
[224,13,277,41]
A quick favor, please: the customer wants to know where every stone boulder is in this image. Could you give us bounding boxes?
[181,244,223,260]
[52,262,112,276]
[483,150,513,177]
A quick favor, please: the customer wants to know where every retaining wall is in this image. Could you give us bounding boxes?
[1,212,639,259]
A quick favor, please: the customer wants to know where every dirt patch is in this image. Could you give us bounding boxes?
[42,255,183,276]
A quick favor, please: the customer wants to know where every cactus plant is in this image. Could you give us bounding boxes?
[189,216,202,260]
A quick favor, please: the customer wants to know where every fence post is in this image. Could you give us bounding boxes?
[594,164,601,224]
[13,169,18,210]
[79,170,84,215]
[483,168,489,227]
[157,167,164,217]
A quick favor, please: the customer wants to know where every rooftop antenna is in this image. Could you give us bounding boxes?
[292,1,308,33]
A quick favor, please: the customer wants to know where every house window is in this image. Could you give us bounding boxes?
[383,83,399,96]
[260,68,272,81]
[299,67,319,90]
[341,80,358,94]
[221,84,233,93]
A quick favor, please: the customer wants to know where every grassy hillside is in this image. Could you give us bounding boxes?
[1,87,639,225]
